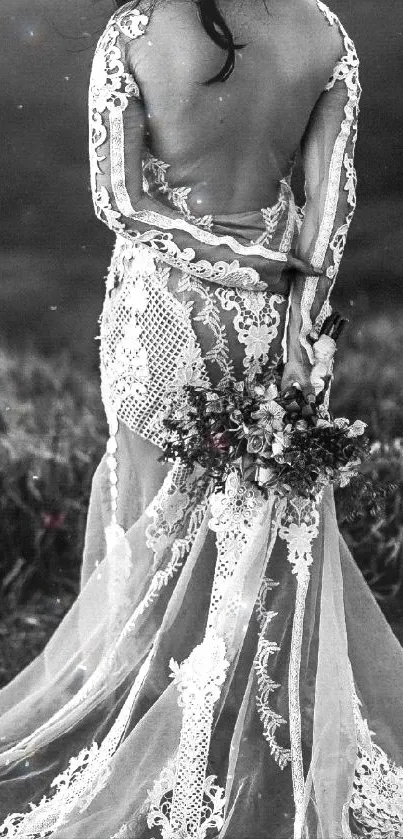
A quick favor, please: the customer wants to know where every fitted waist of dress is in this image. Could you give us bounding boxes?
[110,185,301,297]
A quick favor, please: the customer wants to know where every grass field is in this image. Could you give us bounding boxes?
[0,313,402,687]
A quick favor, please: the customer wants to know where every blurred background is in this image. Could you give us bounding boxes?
[0,0,402,686]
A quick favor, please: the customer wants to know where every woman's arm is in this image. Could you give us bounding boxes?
[89,1,288,289]
[282,6,361,394]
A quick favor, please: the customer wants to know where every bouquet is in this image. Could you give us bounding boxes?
[159,365,369,502]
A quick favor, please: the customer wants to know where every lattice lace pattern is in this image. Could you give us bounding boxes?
[99,237,287,450]
[147,472,270,838]
[99,241,208,447]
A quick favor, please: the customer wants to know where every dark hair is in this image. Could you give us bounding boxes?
[114,0,245,84]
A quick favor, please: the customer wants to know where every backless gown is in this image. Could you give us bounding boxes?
[1,1,403,837]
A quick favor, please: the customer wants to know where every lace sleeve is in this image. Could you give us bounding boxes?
[285,1,361,364]
[89,1,286,284]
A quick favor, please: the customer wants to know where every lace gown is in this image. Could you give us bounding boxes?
[1,1,403,837]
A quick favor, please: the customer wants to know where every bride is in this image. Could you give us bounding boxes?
[1,0,403,836]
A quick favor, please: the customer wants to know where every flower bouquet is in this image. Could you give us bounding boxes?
[159,365,370,502]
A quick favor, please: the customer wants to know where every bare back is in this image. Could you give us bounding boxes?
[129,0,345,214]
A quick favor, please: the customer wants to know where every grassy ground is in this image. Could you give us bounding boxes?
[0,314,402,687]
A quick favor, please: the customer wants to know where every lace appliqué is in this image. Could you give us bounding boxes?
[117,463,213,643]
[176,272,235,387]
[143,153,213,230]
[0,645,157,839]
[147,760,226,839]
[146,634,229,839]
[145,461,212,574]
[207,471,267,635]
[252,180,289,247]
[148,472,268,839]
[254,577,292,769]
[100,243,208,448]
[298,1,361,360]
[216,286,286,378]
[349,690,403,838]
[279,496,320,838]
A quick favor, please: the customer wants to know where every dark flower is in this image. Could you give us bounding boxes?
[207,431,231,453]
[41,511,67,530]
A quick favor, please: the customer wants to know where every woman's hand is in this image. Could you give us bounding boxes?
[281,356,315,402]
[248,252,321,289]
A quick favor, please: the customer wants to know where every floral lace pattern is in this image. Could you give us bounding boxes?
[279,496,320,838]
[147,760,226,839]
[100,244,208,448]
[163,632,229,837]
[147,473,269,839]
[216,286,286,377]
[0,646,157,839]
[298,0,361,360]
[349,690,403,838]
[145,462,212,574]
[254,576,292,769]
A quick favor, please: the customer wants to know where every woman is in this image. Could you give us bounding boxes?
[1,0,403,836]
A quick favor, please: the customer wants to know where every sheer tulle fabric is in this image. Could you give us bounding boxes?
[1,430,403,838]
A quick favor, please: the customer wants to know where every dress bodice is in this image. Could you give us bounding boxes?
[89,0,360,367]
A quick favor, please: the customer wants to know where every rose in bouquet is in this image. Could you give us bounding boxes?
[159,367,370,501]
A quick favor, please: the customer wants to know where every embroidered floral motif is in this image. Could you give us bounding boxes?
[216,286,285,377]
[279,497,320,838]
[143,153,213,229]
[145,462,212,573]
[0,646,157,838]
[349,690,403,838]
[146,632,229,839]
[254,577,292,769]
[298,1,361,360]
[147,761,226,839]
[147,474,269,839]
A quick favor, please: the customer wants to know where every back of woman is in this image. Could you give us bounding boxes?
[133,0,345,213]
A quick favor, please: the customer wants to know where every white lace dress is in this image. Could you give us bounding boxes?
[1,2,403,838]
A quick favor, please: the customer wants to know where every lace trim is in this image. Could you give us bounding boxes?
[252,180,288,247]
[279,187,299,254]
[216,286,285,377]
[148,472,268,839]
[143,153,213,229]
[279,496,320,838]
[0,644,157,838]
[254,577,292,769]
[119,465,213,641]
[297,1,360,355]
[299,277,319,364]
[207,471,267,636]
[349,689,403,838]
[167,632,229,836]
[147,760,226,839]
[177,273,236,387]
